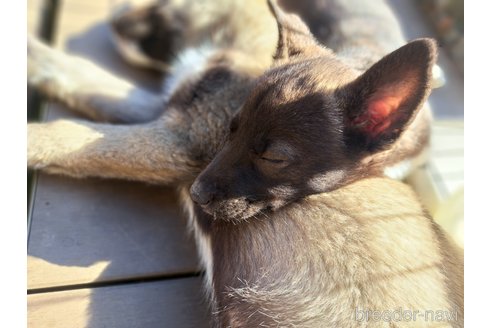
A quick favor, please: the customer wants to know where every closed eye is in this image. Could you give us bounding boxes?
[260,156,286,164]
[254,141,296,170]
[259,147,292,165]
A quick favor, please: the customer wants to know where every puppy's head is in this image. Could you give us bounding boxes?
[110,1,186,69]
[190,1,437,222]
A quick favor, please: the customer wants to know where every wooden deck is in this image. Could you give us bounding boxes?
[27,1,210,327]
[27,0,464,327]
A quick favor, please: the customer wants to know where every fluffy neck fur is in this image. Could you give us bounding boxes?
[194,177,463,327]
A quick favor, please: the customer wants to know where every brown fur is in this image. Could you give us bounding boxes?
[27,0,463,327]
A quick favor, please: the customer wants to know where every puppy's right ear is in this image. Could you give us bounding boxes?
[338,38,438,153]
[267,0,319,63]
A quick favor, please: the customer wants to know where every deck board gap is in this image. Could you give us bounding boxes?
[28,271,203,295]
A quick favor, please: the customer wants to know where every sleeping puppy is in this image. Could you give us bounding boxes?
[187,3,463,326]
[27,0,462,326]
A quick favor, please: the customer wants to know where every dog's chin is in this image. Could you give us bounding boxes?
[201,200,269,222]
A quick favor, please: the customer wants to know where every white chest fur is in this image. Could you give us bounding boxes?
[161,44,216,102]
[178,187,215,299]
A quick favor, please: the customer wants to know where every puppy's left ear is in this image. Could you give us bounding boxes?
[267,0,319,63]
[338,38,438,153]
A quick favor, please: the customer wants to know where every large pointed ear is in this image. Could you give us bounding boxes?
[267,0,319,63]
[338,38,438,153]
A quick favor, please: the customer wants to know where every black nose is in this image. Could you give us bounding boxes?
[190,180,215,206]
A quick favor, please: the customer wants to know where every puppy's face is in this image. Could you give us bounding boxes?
[191,57,357,221]
[190,38,437,222]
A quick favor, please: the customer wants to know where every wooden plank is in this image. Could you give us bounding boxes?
[28,0,199,290]
[28,0,48,212]
[28,0,44,34]
[28,175,199,290]
[28,277,211,328]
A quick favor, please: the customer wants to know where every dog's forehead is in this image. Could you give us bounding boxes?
[248,57,356,110]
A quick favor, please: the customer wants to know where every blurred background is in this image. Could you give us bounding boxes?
[389,0,464,247]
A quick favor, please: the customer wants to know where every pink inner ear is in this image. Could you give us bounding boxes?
[352,79,414,136]
[352,95,402,135]
[367,96,402,134]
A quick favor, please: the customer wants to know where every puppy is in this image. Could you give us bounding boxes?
[27,0,463,326]
[186,3,463,326]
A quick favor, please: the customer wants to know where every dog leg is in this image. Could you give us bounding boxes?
[27,117,202,185]
[27,36,165,124]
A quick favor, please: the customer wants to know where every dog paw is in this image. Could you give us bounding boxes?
[27,122,50,170]
[27,36,85,100]
[28,36,53,83]
[27,36,64,96]
[27,120,104,174]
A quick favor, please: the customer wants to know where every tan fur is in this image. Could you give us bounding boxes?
[219,178,463,327]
